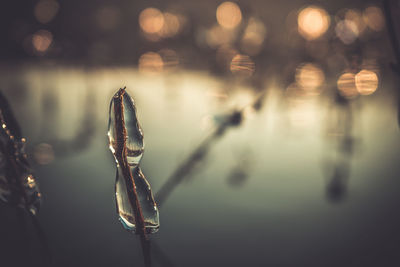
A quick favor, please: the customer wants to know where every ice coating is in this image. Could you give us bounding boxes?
[108,88,159,234]
[108,93,144,166]
[116,166,159,233]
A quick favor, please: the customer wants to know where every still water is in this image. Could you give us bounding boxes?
[1,66,400,266]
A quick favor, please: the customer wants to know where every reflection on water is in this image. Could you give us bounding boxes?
[155,90,264,206]
[226,149,253,188]
[324,92,356,202]
[0,66,399,266]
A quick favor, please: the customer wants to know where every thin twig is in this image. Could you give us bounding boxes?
[139,234,151,267]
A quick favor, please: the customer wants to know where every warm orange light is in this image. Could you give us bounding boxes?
[138,52,164,73]
[159,12,181,38]
[361,59,380,74]
[158,49,179,70]
[34,143,55,165]
[295,63,325,92]
[345,9,366,34]
[337,73,358,99]
[34,0,59,24]
[26,175,37,188]
[285,82,304,98]
[298,6,330,40]
[335,20,359,44]
[355,70,378,95]
[206,25,235,48]
[363,6,385,32]
[230,54,255,77]
[216,2,242,29]
[139,8,165,34]
[32,30,53,54]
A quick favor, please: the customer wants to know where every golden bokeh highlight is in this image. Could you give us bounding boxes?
[361,58,380,74]
[206,25,235,48]
[363,6,385,32]
[295,63,325,92]
[345,9,366,35]
[139,8,165,34]
[26,175,37,188]
[286,82,305,98]
[297,6,330,40]
[159,12,181,38]
[240,17,267,56]
[337,73,358,99]
[335,20,359,44]
[230,54,255,77]
[139,8,186,41]
[138,52,164,73]
[355,70,378,95]
[216,2,242,29]
[32,30,53,54]
[34,0,60,24]
[34,143,55,165]
[158,49,179,71]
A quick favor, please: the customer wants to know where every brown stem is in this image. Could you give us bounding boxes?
[113,88,147,239]
[140,232,151,267]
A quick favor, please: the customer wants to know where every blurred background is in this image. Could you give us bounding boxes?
[1,0,400,266]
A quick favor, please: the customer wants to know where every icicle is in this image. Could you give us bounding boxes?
[108,87,159,234]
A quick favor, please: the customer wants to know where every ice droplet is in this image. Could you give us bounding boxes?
[108,88,159,234]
